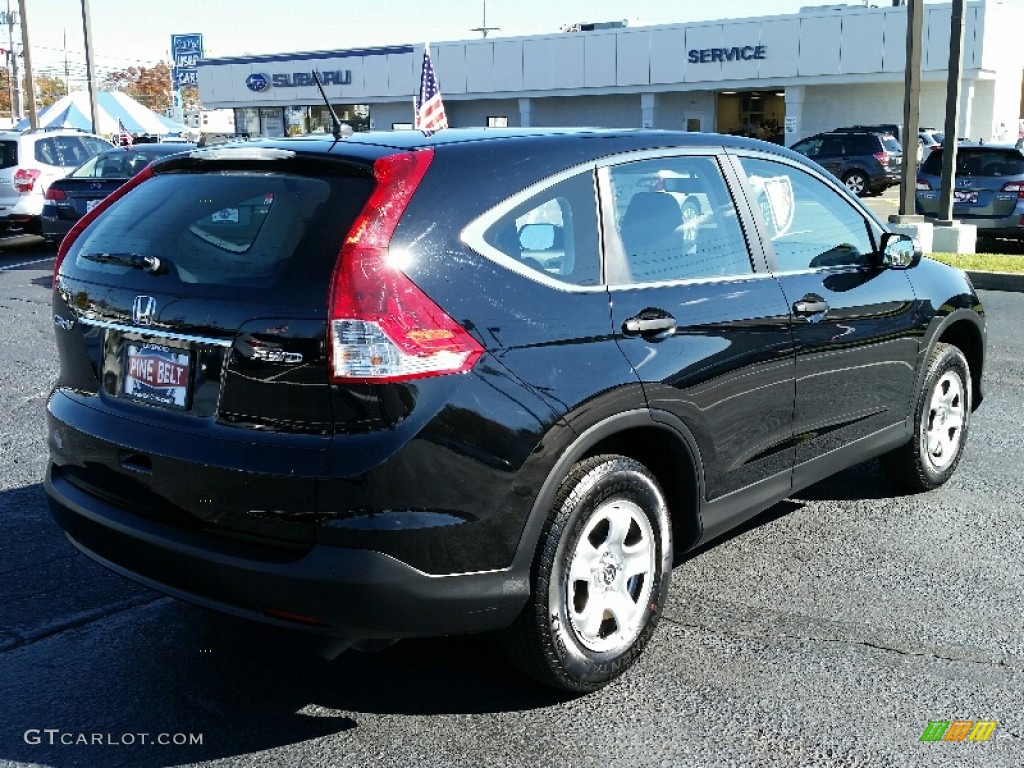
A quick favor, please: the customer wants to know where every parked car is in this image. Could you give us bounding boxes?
[916,142,1024,240]
[46,128,985,692]
[0,128,112,237]
[791,130,902,196]
[919,127,944,154]
[41,144,193,244]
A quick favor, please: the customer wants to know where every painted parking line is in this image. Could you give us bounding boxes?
[0,256,56,271]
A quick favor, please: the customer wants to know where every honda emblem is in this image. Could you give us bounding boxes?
[132,296,157,326]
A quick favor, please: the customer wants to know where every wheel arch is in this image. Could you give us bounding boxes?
[512,410,704,574]
[923,309,986,411]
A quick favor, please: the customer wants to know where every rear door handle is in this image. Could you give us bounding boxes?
[793,299,829,315]
[622,313,677,336]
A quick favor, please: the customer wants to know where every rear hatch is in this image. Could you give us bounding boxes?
[880,134,902,173]
[51,146,379,547]
[0,138,21,207]
[917,148,1024,217]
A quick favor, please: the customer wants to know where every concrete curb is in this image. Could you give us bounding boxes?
[965,270,1024,293]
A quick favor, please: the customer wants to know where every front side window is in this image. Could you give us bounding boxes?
[738,157,875,271]
[604,155,752,284]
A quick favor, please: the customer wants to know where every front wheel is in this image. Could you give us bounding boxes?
[880,342,972,491]
[499,455,673,692]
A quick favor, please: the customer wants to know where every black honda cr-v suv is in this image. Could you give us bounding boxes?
[46,128,985,692]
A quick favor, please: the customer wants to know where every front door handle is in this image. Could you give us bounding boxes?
[623,312,677,336]
[793,298,829,315]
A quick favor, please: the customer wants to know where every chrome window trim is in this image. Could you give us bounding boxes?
[605,271,778,292]
[78,318,233,348]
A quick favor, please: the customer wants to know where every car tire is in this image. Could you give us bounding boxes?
[880,342,971,491]
[498,455,673,693]
[842,170,869,197]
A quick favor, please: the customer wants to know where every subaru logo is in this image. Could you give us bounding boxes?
[245,73,270,92]
[132,296,157,326]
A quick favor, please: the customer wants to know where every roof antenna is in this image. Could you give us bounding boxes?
[311,69,344,140]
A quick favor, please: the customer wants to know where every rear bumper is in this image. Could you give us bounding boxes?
[46,464,529,640]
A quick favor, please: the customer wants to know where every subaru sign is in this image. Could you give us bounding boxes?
[246,73,270,93]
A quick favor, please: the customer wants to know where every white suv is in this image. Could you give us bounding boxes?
[0,129,112,238]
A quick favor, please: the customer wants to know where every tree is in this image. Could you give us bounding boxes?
[35,74,66,108]
[100,61,173,112]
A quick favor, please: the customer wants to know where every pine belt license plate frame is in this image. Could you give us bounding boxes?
[122,341,192,409]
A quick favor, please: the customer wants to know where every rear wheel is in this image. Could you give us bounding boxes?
[880,342,971,491]
[843,170,869,197]
[499,455,673,692]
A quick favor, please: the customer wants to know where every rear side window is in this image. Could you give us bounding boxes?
[604,155,752,283]
[35,138,59,166]
[67,170,373,302]
[0,140,17,169]
[53,136,91,167]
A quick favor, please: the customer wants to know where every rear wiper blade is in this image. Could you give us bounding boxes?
[79,252,164,273]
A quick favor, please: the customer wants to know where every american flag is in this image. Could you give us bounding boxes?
[415,44,447,132]
[118,118,133,147]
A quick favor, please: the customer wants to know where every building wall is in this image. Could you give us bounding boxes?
[196,2,1023,143]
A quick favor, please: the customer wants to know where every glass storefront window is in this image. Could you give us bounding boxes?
[234,107,259,137]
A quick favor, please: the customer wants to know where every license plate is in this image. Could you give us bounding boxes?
[954,190,979,204]
[86,199,102,212]
[123,343,190,408]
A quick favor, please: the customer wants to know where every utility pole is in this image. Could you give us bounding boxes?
[898,0,923,217]
[17,0,35,128]
[80,0,99,134]
[5,1,19,120]
[937,0,966,223]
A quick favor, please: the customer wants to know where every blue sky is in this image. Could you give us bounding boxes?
[24,0,1024,85]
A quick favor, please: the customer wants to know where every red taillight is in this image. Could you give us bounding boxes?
[53,164,156,289]
[327,149,484,384]
[13,168,40,192]
[916,178,932,191]
[44,186,67,201]
[1001,181,1024,200]
[873,152,887,164]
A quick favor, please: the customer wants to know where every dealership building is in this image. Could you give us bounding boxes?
[196,0,1024,145]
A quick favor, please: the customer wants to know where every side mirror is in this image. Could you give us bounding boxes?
[879,232,922,270]
[518,223,559,251]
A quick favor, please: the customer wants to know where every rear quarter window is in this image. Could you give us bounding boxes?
[0,140,17,169]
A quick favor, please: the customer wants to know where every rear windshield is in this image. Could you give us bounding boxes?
[67,170,373,303]
[920,149,1024,176]
[0,140,17,169]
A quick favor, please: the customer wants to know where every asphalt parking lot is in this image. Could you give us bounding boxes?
[0,240,1021,767]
